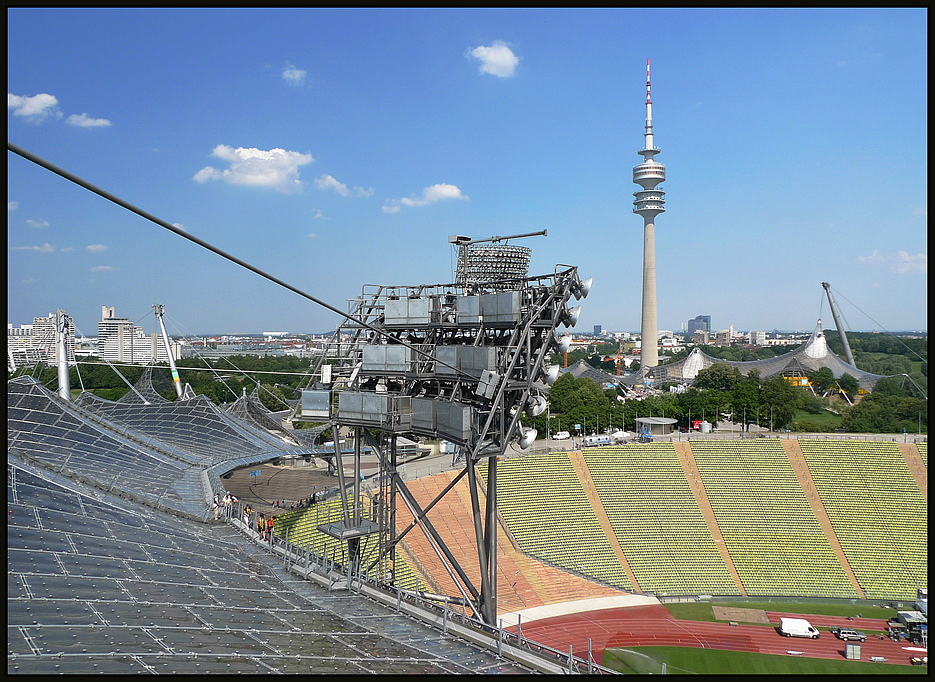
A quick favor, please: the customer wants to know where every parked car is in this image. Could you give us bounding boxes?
[552,431,570,440]
[830,627,867,642]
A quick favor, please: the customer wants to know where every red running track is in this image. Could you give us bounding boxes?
[508,605,921,668]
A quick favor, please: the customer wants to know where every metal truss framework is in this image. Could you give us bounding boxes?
[302,265,588,624]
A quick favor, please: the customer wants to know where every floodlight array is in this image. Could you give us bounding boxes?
[455,244,532,287]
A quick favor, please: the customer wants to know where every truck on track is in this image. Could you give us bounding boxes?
[778,617,821,639]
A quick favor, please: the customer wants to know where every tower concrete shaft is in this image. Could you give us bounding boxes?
[632,58,665,369]
[640,219,658,368]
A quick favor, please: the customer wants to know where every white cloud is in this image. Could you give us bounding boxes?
[8,201,18,211]
[282,63,307,86]
[66,112,112,127]
[893,251,927,274]
[383,184,468,213]
[8,93,61,119]
[12,243,56,252]
[856,249,885,265]
[468,41,519,77]
[857,249,926,274]
[314,174,374,198]
[913,206,927,218]
[86,244,108,252]
[26,219,50,229]
[91,265,116,272]
[314,174,349,196]
[310,209,324,220]
[194,145,314,194]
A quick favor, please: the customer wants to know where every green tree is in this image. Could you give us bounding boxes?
[760,376,802,430]
[837,373,860,398]
[729,377,762,430]
[693,362,743,392]
[841,393,927,434]
[807,367,836,393]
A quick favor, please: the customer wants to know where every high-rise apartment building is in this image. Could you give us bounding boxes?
[98,306,171,364]
[7,312,75,371]
[687,315,711,336]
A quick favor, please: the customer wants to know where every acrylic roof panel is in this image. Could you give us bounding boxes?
[7,464,531,675]
[80,395,285,462]
[8,378,200,514]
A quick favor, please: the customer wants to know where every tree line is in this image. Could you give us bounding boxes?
[521,362,927,436]
[12,339,926,435]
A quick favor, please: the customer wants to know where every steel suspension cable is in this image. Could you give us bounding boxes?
[8,142,465,377]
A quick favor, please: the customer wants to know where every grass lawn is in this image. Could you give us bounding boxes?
[604,646,927,675]
[663,599,899,624]
[792,408,843,430]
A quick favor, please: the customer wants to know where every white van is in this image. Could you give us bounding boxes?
[779,617,820,639]
[553,431,571,440]
[583,435,611,447]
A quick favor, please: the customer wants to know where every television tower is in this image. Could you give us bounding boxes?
[633,58,665,370]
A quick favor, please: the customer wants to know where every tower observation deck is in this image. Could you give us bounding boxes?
[633,59,666,217]
[633,59,664,370]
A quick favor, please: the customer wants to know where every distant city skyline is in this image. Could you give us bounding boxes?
[10,305,923,341]
[8,8,926,337]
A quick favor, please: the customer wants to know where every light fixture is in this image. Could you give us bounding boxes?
[573,277,593,300]
[552,331,571,354]
[542,364,560,385]
[561,306,581,327]
[526,394,548,417]
[518,427,538,449]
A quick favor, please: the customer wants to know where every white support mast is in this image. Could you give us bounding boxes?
[55,309,71,402]
[821,283,856,366]
[152,304,185,399]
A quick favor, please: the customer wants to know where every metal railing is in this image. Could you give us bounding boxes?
[220,498,616,675]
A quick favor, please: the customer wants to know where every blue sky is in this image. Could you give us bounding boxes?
[8,8,927,338]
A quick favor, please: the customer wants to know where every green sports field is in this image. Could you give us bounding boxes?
[605,647,927,675]
[603,599,927,675]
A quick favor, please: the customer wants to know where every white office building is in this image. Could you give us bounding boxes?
[98,306,177,365]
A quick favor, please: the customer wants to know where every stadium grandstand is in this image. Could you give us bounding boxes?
[8,363,927,673]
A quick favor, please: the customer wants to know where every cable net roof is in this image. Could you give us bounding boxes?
[8,377,323,518]
[7,462,529,674]
[655,321,890,392]
[224,386,326,448]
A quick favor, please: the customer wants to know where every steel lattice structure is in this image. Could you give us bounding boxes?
[301,264,588,624]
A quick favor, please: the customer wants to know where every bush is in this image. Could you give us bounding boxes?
[792,419,835,433]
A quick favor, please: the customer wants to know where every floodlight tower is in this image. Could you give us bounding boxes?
[633,58,665,370]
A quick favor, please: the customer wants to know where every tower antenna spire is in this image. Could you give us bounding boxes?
[646,58,652,104]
